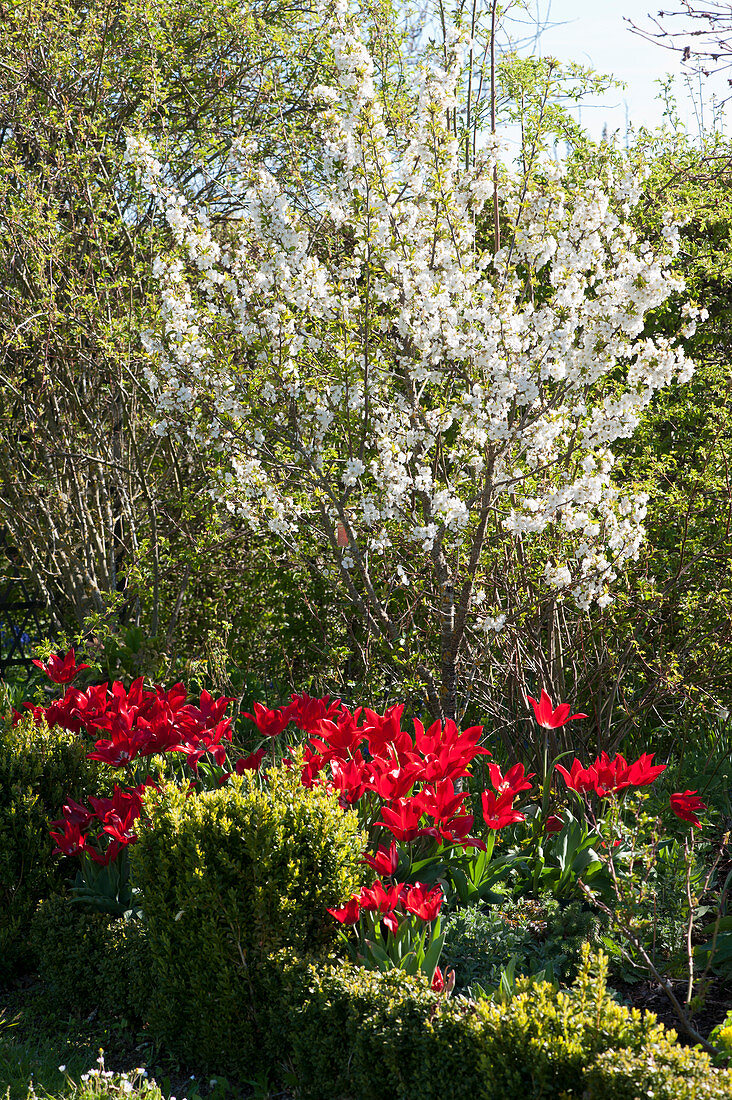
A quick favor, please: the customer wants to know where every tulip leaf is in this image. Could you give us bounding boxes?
[422,932,445,981]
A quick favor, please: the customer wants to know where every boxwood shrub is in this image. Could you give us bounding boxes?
[585,1044,732,1100]
[130,761,366,1074]
[278,947,732,1100]
[0,714,106,979]
[31,892,151,1022]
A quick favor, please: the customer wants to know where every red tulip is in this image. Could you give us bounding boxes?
[555,758,603,796]
[413,778,469,824]
[327,897,361,924]
[243,702,291,738]
[308,709,364,759]
[367,757,423,801]
[300,745,327,787]
[286,692,343,732]
[670,791,706,828]
[374,798,439,843]
[53,797,94,829]
[481,789,525,830]
[359,880,405,915]
[361,841,400,878]
[363,704,412,762]
[527,690,587,729]
[359,880,404,935]
[431,965,445,992]
[403,882,443,921]
[86,840,123,866]
[487,761,534,798]
[49,820,88,857]
[330,755,368,805]
[32,648,90,685]
[430,966,454,994]
[234,748,267,773]
[625,752,666,787]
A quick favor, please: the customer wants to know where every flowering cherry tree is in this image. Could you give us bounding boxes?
[127,3,701,721]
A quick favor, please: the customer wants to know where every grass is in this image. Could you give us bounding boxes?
[0,1045,166,1100]
[0,980,289,1100]
[1,981,155,1100]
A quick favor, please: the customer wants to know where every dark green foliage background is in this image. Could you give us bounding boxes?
[0,716,107,979]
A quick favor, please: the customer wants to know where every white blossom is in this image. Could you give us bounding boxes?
[128,1,701,640]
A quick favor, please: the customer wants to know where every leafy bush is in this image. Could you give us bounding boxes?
[278,946,730,1100]
[584,1044,732,1099]
[473,950,664,1099]
[130,760,365,1073]
[31,893,151,1022]
[441,897,606,994]
[0,715,106,979]
[281,958,484,1100]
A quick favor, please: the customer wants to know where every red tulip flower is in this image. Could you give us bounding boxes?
[54,797,94,829]
[555,758,604,797]
[625,752,666,787]
[327,897,361,925]
[403,882,443,921]
[286,692,342,731]
[330,755,368,805]
[243,702,291,738]
[368,758,423,801]
[359,880,404,934]
[361,841,400,878]
[527,690,587,729]
[670,791,707,828]
[413,778,470,824]
[234,748,267,773]
[487,761,535,798]
[481,789,525,830]
[86,840,123,866]
[374,798,439,843]
[33,648,90,684]
[359,879,405,914]
[49,819,88,857]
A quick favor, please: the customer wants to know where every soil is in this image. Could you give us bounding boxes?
[614,974,732,1046]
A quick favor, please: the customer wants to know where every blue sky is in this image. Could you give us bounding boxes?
[508,0,730,140]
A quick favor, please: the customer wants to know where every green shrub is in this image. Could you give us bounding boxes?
[31,893,151,1022]
[130,762,366,1074]
[281,958,485,1100]
[0,714,105,979]
[441,897,606,994]
[473,951,662,1099]
[585,1044,732,1099]
[277,947,729,1100]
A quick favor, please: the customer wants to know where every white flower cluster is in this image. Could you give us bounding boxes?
[76,1053,156,1099]
[128,1,700,626]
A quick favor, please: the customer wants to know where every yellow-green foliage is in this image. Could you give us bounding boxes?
[130,761,365,1073]
[585,1044,732,1099]
[281,957,485,1100]
[0,715,105,978]
[473,948,665,1098]
[278,947,732,1100]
